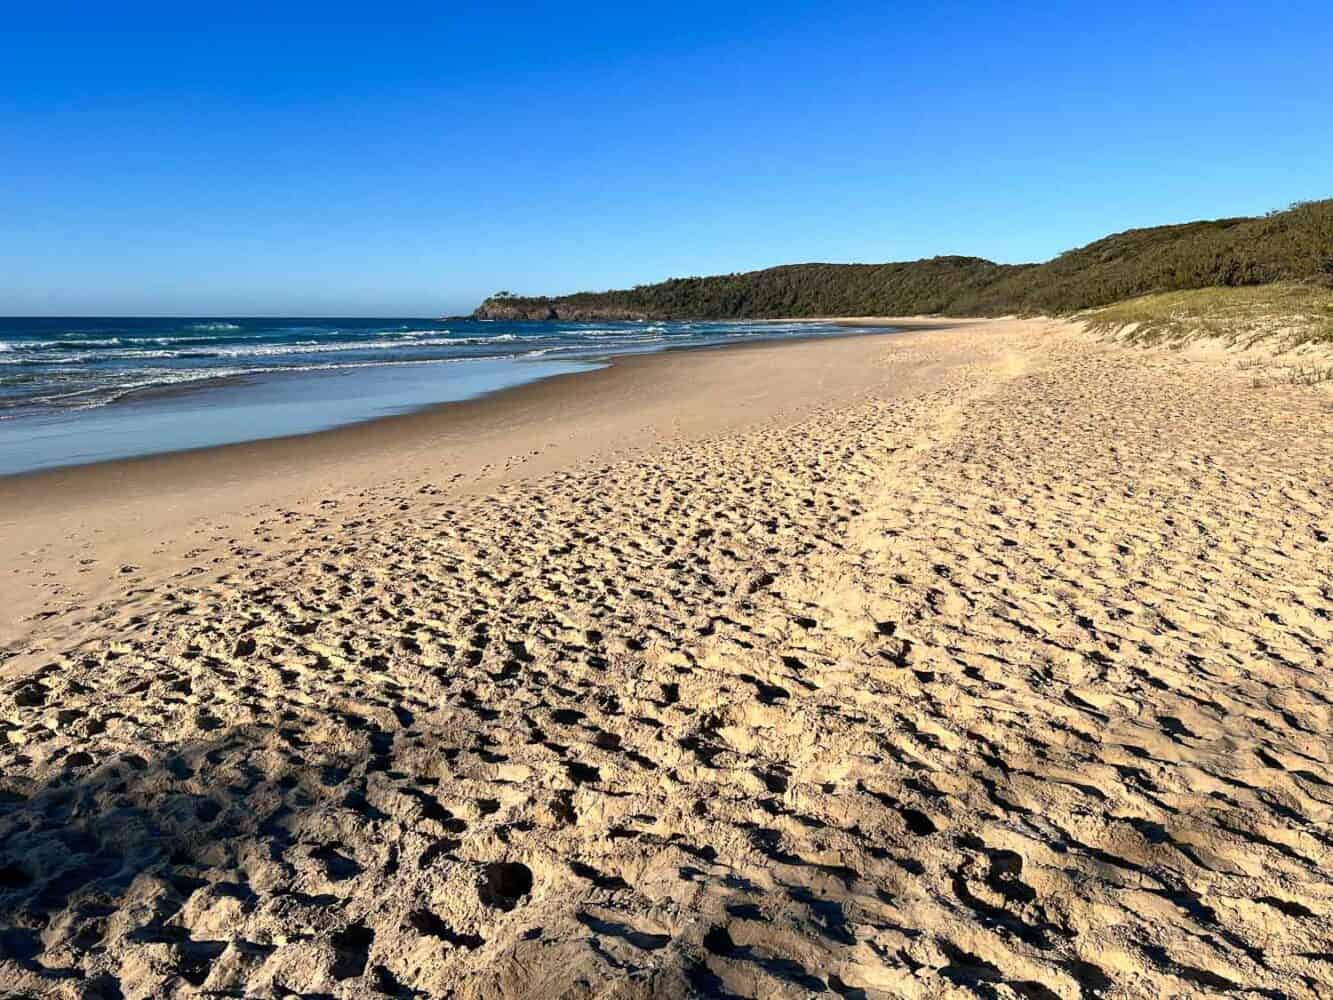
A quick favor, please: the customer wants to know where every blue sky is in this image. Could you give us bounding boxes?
[2,2,1330,316]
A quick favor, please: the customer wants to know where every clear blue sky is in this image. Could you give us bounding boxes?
[3,2,1330,316]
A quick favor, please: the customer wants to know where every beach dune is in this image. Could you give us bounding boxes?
[1,319,1330,998]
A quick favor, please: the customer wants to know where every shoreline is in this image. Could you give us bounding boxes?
[0,318,950,483]
[0,318,968,496]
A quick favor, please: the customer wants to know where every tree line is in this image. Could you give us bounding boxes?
[474,199,1333,320]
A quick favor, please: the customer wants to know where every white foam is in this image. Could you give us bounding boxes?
[2,354,558,413]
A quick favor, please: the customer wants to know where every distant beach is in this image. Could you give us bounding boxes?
[0,317,882,475]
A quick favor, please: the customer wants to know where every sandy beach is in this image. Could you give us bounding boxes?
[1,318,1330,997]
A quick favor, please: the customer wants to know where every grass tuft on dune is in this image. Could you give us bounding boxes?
[1081,281,1333,349]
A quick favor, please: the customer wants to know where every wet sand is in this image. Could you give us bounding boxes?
[1,317,1330,998]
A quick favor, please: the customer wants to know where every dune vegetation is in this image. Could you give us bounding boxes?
[1080,282,1333,348]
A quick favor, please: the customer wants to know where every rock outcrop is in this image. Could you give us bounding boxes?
[473,297,653,322]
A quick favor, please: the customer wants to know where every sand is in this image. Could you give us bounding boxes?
[1,318,1330,998]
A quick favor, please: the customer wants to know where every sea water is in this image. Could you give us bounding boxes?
[0,317,873,475]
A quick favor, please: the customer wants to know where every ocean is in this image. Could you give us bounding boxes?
[0,316,876,475]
